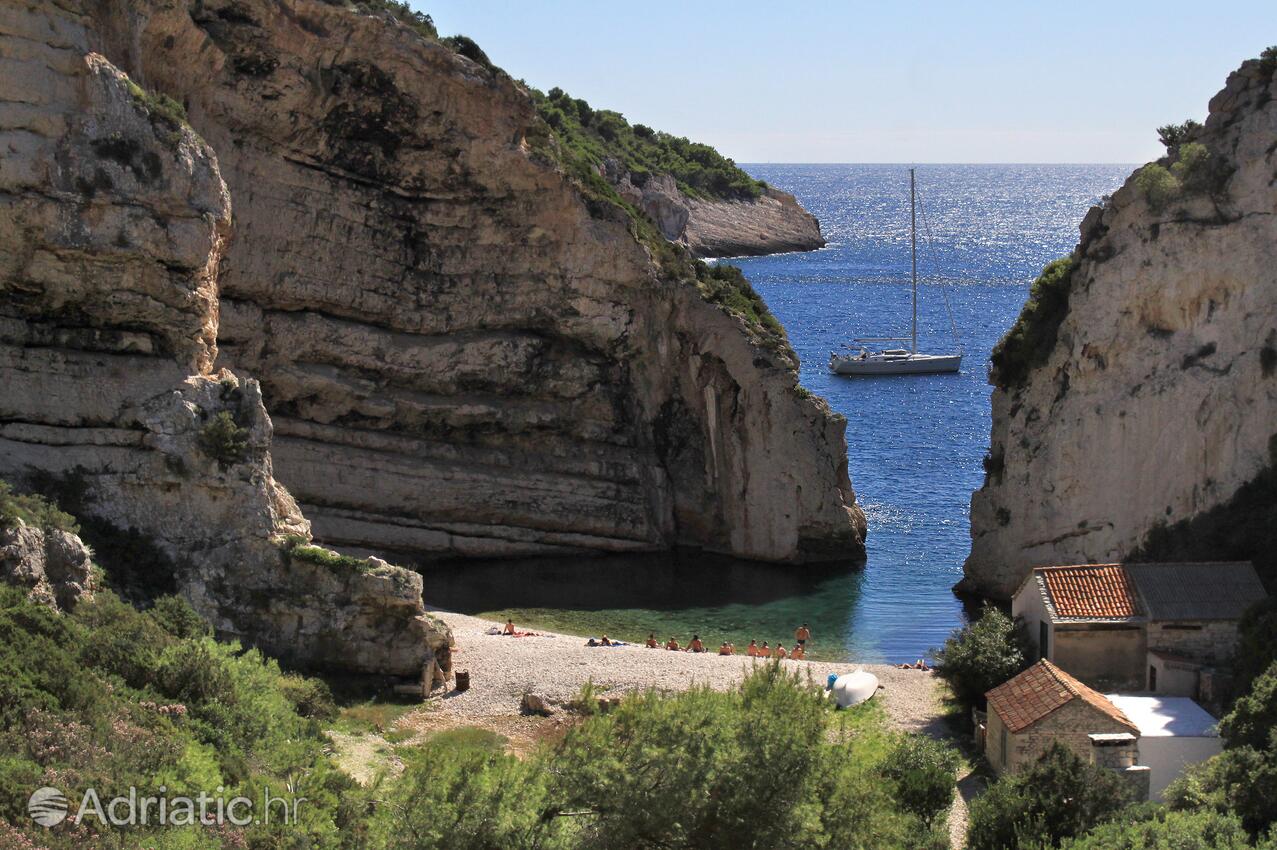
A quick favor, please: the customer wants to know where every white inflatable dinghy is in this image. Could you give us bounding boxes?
[831,669,879,708]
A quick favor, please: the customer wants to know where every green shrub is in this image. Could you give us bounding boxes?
[1166,745,1277,837]
[368,664,940,850]
[879,733,962,825]
[990,257,1076,391]
[0,479,79,534]
[355,0,438,39]
[1134,163,1181,210]
[967,742,1134,850]
[1219,662,1277,751]
[148,594,211,639]
[278,531,369,571]
[1156,119,1202,150]
[280,674,340,721]
[198,410,250,467]
[441,34,492,70]
[1061,808,1255,849]
[1234,598,1277,697]
[932,605,1032,710]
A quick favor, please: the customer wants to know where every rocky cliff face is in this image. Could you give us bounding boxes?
[963,57,1277,599]
[603,160,825,258]
[1,521,96,611]
[62,0,863,566]
[0,8,448,674]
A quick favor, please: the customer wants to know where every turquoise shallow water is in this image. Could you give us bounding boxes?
[421,164,1132,663]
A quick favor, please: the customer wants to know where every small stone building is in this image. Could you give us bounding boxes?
[1011,561,1265,693]
[985,660,1140,775]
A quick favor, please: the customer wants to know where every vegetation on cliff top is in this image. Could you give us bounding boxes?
[532,86,765,202]
[989,256,1077,391]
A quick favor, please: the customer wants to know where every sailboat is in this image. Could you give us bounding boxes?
[829,169,962,376]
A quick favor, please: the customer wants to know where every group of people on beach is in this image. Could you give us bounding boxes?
[500,617,819,662]
[641,623,813,661]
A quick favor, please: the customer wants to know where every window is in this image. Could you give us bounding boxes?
[1000,726,1008,767]
[1039,621,1049,661]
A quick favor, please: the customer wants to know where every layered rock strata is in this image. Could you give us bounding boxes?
[75,0,862,565]
[603,159,825,258]
[963,57,1277,599]
[0,15,447,674]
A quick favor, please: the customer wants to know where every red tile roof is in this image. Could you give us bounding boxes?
[1040,564,1142,620]
[986,660,1137,734]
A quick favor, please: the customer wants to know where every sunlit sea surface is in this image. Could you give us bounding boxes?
[421,164,1131,662]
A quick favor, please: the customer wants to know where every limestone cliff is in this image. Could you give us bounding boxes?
[0,13,448,674]
[69,0,863,565]
[963,56,1277,599]
[603,160,825,258]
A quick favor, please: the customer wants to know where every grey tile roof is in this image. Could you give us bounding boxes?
[1124,562,1266,622]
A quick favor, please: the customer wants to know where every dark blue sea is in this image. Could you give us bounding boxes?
[422,164,1131,662]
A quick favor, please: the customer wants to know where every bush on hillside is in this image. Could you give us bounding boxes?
[932,605,1032,710]
[198,410,250,467]
[0,584,353,847]
[369,664,948,850]
[1156,119,1202,150]
[1061,808,1259,850]
[879,733,963,825]
[0,479,79,534]
[1166,662,1277,836]
[989,257,1076,391]
[442,34,492,70]
[967,742,1134,850]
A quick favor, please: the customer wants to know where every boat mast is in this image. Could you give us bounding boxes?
[910,168,917,355]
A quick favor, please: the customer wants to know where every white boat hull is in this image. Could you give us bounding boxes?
[830,352,961,375]
[831,669,879,707]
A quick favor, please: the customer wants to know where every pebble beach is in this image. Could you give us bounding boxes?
[427,610,945,733]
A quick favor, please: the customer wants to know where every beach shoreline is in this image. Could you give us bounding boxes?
[424,609,946,733]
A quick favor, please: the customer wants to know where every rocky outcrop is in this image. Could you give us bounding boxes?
[963,57,1277,599]
[603,159,825,258]
[0,521,96,610]
[65,0,862,565]
[0,10,448,674]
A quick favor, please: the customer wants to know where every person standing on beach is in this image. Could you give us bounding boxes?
[795,623,811,648]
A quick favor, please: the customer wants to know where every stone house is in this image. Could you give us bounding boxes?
[984,659,1140,775]
[1011,561,1265,693]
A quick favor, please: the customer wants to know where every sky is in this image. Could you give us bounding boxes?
[415,1,1277,164]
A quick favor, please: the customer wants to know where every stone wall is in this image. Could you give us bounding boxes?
[1147,620,1240,666]
[989,700,1136,775]
[1052,623,1147,691]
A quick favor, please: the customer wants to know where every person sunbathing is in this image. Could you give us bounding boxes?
[586,637,600,647]
[759,642,772,658]
[645,633,659,649]
[775,644,788,659]
[689,635,705,653]
[790,644,806,660]
[665,637,681,651]
[503,619,516,636]
[600,635,613,646]
[718,642,732,656]
[746,639,759,657]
